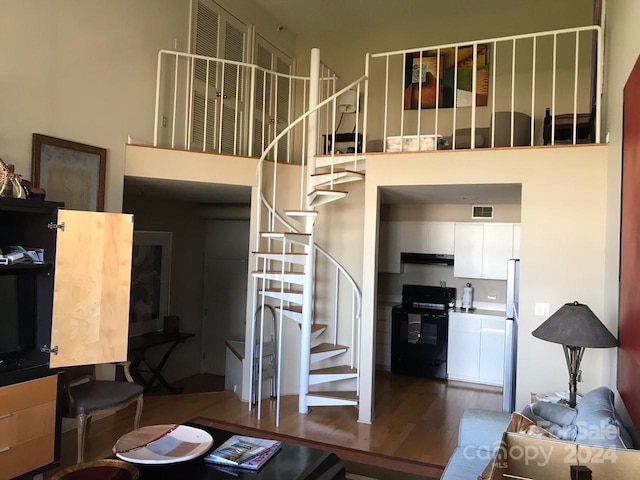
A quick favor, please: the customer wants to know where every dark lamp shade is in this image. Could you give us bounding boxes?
[531,301,618,348]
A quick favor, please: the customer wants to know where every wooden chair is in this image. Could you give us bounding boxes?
[60,361,144,464]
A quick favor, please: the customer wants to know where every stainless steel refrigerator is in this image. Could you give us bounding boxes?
[503,258,520,413]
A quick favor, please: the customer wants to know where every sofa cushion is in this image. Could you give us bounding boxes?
[574,386,633,449]
[531,401,578,426]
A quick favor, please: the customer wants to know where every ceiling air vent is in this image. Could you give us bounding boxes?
[472,205,494,219]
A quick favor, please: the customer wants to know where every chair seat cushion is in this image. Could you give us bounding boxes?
[70,380,143,416]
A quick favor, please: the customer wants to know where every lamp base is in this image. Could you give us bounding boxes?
[562,345,585,408]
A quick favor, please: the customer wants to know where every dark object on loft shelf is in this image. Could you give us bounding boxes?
[323,133,363,155]
[543,107,595,145]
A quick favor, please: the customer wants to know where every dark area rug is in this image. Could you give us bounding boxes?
[193,417,442,479]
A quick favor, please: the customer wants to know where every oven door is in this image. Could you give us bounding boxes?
[391,308,449,379]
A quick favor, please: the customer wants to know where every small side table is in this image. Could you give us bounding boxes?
[128,331,195,393]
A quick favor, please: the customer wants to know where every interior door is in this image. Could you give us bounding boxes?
[252,36,293,160]
[201,219,250,375]
[50,210,134,367]
[192,0,247,154]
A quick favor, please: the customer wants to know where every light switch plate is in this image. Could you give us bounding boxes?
[535,302,550,316]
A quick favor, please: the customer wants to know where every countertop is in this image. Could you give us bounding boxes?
[452,307,507,317]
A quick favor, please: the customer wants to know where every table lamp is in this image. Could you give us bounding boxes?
[337,89,358,114]
[531,301,617,407]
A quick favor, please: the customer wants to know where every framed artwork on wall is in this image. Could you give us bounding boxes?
[129,231,172,337]
[404,44,489,110]
[32,134,107,211]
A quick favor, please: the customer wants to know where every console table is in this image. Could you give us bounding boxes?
[128,331,194,393]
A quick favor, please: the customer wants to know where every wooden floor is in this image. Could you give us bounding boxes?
[50,371,501,476]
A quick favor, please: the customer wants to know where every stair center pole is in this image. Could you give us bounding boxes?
[306,48,321,198]
[299,48,320,415]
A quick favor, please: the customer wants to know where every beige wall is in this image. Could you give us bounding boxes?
[1,0,191,213]
[359,145,609,422]
[381,204,521,222]
[0,0,295,214]
[295,0,595,145]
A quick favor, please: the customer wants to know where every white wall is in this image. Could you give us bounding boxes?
[0,0,296,214]
[360,145,609,423]
[295,0,596,144]
[0,0,191,212]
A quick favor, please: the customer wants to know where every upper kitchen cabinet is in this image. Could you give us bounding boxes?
[378,221,454,273]
[453,222,520,280]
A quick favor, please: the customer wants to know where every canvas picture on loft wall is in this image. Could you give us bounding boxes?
[404,44,489,110]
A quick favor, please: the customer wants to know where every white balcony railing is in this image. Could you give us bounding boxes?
[153,50,338,163]
[365,25,602,152]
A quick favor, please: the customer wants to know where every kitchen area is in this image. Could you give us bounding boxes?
[376,184,521,411]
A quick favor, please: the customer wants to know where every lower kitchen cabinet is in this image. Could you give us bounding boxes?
[448,312,506,386]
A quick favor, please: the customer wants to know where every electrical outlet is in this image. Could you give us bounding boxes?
[162,116,168,127]
[535,302,550,316]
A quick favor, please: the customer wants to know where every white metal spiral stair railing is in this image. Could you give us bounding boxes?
[250,50,366,427]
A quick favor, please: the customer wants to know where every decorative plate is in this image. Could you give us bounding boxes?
[113,424,214,465]
[51,459,139,480]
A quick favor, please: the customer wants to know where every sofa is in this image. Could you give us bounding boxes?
[441,387,635,480]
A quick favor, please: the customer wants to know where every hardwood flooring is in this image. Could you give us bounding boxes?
[49,371,501,477]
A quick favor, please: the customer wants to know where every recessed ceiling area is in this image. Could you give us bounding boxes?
[380,184,522,205]
[124,177,251,205]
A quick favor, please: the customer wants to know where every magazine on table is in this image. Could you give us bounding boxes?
[204,435,282,470]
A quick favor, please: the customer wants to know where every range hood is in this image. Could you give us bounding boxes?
[401,252,454,266]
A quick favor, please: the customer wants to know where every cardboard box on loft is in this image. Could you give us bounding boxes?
[480,432,640,480]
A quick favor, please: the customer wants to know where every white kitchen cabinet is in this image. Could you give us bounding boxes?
[448,312,506,386]
[378,221,455,273]
[453,222,520,280]
[453,223,484,278]
[447,312,481,381]
[426,221,455,255]
[478,317,506,385]
[482,223,515,280]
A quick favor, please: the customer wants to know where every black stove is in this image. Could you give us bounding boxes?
[391,284,456,379]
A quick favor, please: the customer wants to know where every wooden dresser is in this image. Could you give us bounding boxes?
[0,375,58,479]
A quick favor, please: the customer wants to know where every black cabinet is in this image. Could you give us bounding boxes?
[0,198,63,375]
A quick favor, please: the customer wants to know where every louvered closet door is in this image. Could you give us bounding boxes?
[192,0,247,155]
[252,36,293,162]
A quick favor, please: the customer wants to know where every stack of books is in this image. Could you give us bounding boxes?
[204,435,282,470]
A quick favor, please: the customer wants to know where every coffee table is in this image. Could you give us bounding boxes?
[123,423,345,479]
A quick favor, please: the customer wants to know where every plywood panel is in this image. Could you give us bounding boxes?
[619,54,640,428]
[51,210,134,367]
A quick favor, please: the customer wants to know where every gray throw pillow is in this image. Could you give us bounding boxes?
[531,402,578,426]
